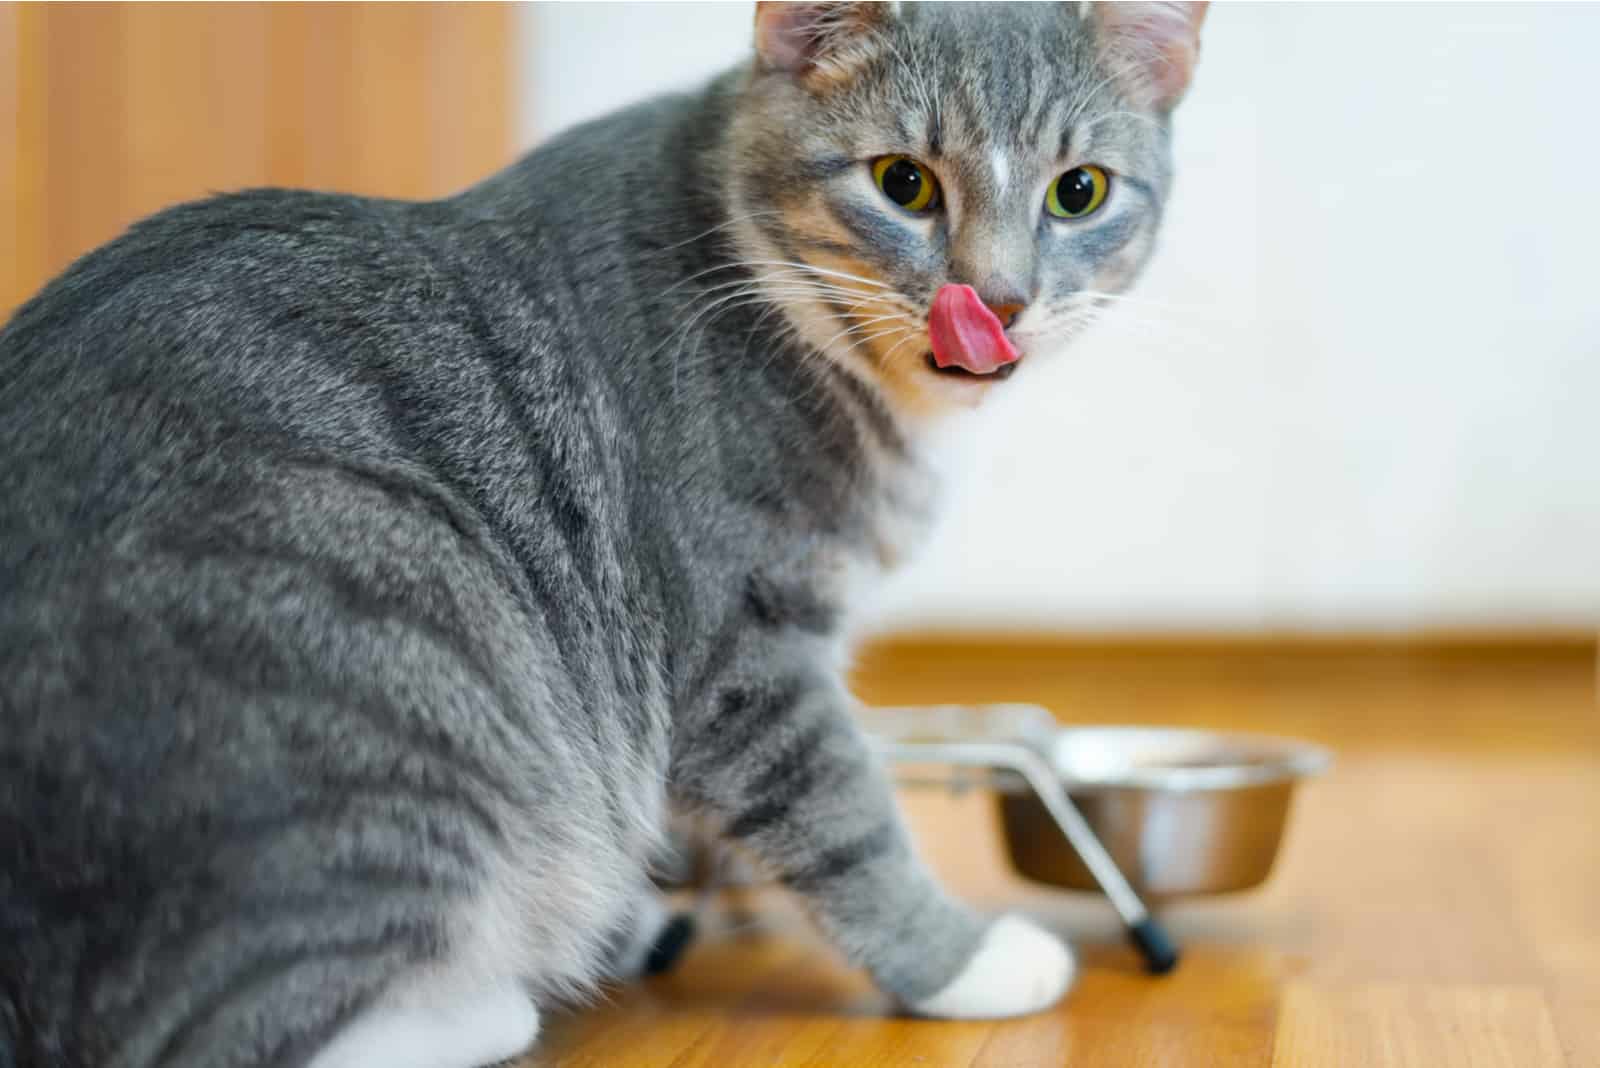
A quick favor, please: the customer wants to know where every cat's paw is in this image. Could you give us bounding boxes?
[907,914,1075,1019]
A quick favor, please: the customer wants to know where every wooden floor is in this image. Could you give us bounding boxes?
[530,637,1600,1067]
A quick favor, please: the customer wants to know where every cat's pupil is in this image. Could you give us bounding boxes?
[881,159,925,207]
[1058,168,1096,214]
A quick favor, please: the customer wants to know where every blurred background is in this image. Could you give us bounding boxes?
[5,2,1597,638]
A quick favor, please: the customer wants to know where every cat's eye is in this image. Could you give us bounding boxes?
[1046,165,1110,219]
[872,155,940,214]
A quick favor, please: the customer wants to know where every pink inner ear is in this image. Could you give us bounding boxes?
[755,3,818,72]
[753,1,885,75]
[1095,1,1208,108]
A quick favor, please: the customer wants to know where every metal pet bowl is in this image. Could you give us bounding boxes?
[994,726,1331,898]
[862,705,1333,902]
[652,706,1331,977]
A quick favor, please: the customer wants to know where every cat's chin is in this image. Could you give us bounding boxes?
[923,351,1021,383]
[879,352,1021,417]
[918,351,1023,410]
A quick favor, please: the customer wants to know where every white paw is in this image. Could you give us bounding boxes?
[908,915,1076,1020]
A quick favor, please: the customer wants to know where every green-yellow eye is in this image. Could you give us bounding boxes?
[872,155,939,213]
[1046,165,1110,219]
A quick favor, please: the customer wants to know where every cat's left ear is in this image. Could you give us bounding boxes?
[754,2,890,84]
[1089,1,1210,111]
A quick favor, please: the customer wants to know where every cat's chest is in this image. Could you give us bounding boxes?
[865,454,942,574]
[821,447,945,637]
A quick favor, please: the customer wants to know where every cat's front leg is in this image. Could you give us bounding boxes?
[671,674,1074,1018]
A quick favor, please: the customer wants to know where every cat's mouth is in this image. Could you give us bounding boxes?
[924,352,1019,381]
[926,284,1021,381]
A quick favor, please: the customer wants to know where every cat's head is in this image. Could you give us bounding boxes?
[726,1,1207,422]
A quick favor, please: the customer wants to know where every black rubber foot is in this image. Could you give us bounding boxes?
[643,912,698,976]
[1129,918,1180,975]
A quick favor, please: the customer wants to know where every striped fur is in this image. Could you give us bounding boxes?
[0,4,1201,1065]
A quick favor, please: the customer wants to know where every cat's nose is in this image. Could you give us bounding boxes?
[986,302,1025,330]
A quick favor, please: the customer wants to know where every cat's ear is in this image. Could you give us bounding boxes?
[754,2,889,82]
[1089,1,1209,111]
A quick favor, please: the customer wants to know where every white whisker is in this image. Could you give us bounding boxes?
[646,209,782,256]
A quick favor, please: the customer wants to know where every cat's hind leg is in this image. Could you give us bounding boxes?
[307,980,539,1068]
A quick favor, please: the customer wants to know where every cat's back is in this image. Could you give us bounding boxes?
[1,189,416,566]
[0,181,579,600]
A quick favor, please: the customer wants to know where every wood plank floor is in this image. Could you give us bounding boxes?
[529,638,1600,1067]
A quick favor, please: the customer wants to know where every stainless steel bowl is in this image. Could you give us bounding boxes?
[995,727,1331,898]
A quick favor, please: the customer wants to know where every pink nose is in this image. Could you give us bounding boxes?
[986,302,1025,329]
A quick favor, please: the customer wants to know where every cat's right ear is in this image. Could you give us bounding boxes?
[753,2,889,84]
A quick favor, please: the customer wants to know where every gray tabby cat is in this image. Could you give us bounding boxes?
[0,3,1206,1065]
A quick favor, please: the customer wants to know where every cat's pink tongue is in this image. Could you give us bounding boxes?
[928,284,1020,375]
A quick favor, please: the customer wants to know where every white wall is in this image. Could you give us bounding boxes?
[520,3,1600,632]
